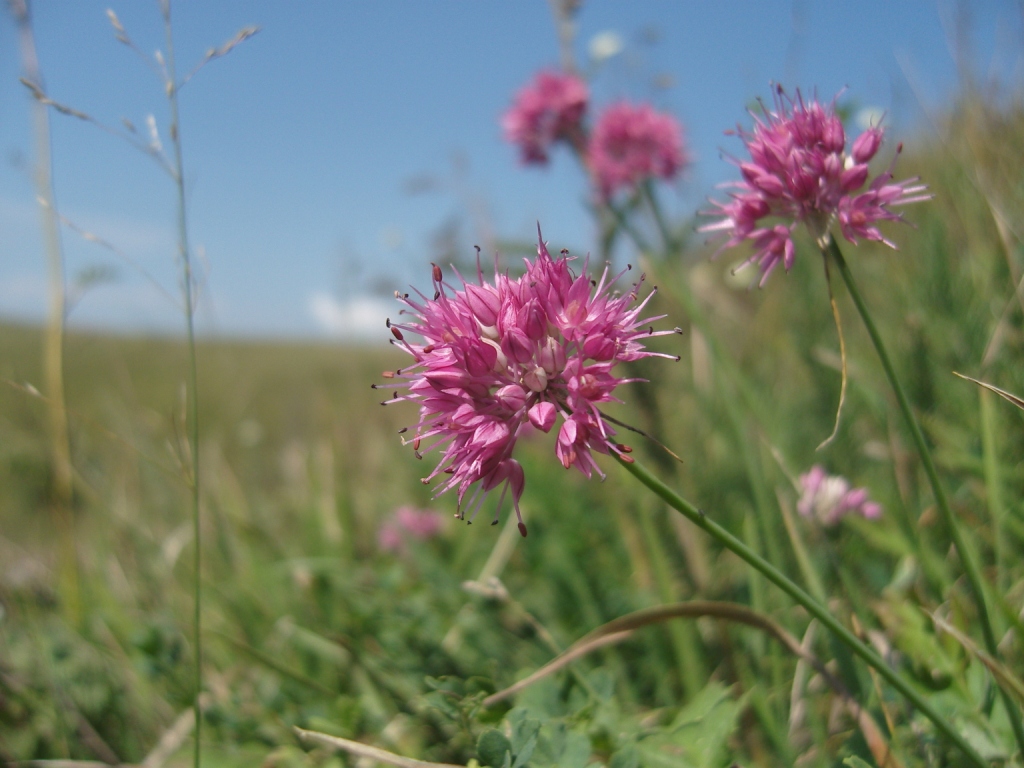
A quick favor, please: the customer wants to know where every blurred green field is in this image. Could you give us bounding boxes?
[3,97,1024,766]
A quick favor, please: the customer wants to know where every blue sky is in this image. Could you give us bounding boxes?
[0,1,1021,340]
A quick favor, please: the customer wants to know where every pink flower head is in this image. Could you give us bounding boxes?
[700,86,931,285]
[797,465,882,527]
[376,227,681,537]
[378,506,446,553]
[502,71,588,165]
[588,102,688,199]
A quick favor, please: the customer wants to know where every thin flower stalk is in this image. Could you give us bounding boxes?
[157,3,203,765]
[616,452,986,768]
[826,236,1024,757]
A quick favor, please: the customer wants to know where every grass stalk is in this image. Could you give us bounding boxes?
[12,0,80,626]
[159,3,203,764]
[637,500,706,698]
[615,453,987,768]
[827,237,1024,757]
[979,388,1005,593]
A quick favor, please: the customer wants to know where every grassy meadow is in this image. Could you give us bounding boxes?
[4,68,1024,768]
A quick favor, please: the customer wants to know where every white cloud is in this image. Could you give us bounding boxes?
[308,292,396,342]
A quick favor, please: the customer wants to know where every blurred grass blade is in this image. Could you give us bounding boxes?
[929,610,1024,706]
[295,727,464,768]
[212,630,334,696]
[953,371,1024,411]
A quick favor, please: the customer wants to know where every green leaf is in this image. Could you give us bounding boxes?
[637,682,745,768]
[842,757,874,768]
[608,745,641,768]
[478,729,513,768]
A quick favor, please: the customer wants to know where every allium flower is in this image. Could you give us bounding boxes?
[502,71,588,164]
[378,506,446,553]
[375,227,680,537]
[589,102,687,198]
[797,465,882,527]
[700,86,931,285]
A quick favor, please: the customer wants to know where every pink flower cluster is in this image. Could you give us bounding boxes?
[589,103,688,199]
[502,71,687,197]
[701,86,930,285]
[377,228,679,537]
[378,506,446,553]
[502,71,588,164]
[797,465,882,527]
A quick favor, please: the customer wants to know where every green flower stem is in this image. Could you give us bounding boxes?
[641,180,676,254]
[827,237,1024,758]
[615,453,987,768]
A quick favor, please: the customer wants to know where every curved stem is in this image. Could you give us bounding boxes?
[616,454,987,768]
[826,237,1024,757]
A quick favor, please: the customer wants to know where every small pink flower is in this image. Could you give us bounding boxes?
[376,227,680,537]
[588,102,688,198]
[700,86,931,285]
[502,71,588,165]
[378,506,446,553]
[797,465,882,527]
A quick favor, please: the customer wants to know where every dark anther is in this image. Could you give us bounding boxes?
[398,427,408,433]
[391,327,404,341]
[422,344,435,354]
[370,384,377,389]
[433,291,440,301]
[518,522,528,537]
[432,262,443,282]
[491,519,499,526]
[627,264,632,270]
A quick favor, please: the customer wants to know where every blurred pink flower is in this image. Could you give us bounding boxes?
[376,227,680,537]
[700,86,931,285]
[588,102,687,198]
[502,71,588,164]
[797,465,882,527]
[378,506,446,553]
